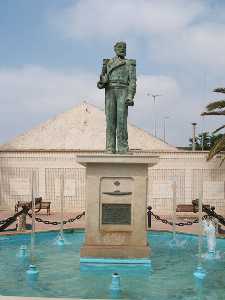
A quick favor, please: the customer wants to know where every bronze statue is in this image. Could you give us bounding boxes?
[97,42,136,153]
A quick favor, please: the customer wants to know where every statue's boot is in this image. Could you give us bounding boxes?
[106,148,116,154]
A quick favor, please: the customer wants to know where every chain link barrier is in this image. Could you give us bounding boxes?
[0,217,13,225]
[2,201,223,230]
[0,211,85,228]
[27,211,85,226]
[148,210,207,227]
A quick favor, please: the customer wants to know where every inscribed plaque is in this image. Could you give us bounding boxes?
[102,204,131,225]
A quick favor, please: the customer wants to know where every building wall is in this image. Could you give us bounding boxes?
[0,151,86,211]
[149,151,225,215]
[0,150,225,215]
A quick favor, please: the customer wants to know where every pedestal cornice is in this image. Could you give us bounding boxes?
[77,153,159,166]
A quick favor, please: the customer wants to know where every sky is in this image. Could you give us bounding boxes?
[1,0,225,147]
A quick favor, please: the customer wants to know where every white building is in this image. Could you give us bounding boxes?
[0,102,224,214]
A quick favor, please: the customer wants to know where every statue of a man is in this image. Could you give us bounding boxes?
[97,42,136,153]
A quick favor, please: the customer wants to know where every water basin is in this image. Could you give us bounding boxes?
[0,231,224,299]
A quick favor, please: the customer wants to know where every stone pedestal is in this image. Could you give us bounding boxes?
[77,154,158,260]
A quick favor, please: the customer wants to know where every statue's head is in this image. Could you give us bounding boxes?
[114,41,126,58]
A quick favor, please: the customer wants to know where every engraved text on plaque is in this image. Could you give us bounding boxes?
[102,204,131,225]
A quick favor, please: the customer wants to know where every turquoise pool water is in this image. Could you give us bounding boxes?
[0,230,224,299]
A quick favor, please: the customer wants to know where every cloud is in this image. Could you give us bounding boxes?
[50,0,225,72]
[51,0,204,39]
[0,66,102,113]
[151,23,225,70]
[1,1,225,147]
[0,65,184,143]
[0,64,223,146]
[0,66,102,143]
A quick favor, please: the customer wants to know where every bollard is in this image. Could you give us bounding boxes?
[26,264,39,281]
[110,273,121,291]
[147,206,152,228]
[110,272,121,299]
[193,266,206,280]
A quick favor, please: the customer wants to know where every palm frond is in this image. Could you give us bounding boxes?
[206,100,225,111]
[213,124,225,134]
[201,110,225,116]
[207,134,225,161]
[213,88,225,94]
[219,155,225,167]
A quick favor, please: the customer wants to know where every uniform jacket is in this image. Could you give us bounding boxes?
[97,57,136,100]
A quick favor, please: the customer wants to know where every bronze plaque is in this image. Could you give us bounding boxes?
[102,204,131,225]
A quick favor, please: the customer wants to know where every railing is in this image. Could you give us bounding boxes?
[192,199,225,233]
[0,197,85,231]
[1,200,224,233]
[147,206,199,228]
[0,197,42,231]
[148,200,225,233]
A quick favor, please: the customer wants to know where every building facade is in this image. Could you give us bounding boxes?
[0,103,224,215]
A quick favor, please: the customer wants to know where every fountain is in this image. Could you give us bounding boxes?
[169,179,177,247]
[202,217,221,259]
[1,190,225,299]
[169,179,187,248]
[26,171,39,280]
[193,192,206,280]
[203,219,216,253]
[172,180,177,241]
[17,244,28,258]
[1,229,224,299]
[55,173,66,246]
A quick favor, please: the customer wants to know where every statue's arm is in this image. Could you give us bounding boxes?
[97,59,109,89]
[127,59,136,105]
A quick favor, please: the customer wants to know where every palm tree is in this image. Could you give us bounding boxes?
[201,88,225,163]
[189,132,223,150]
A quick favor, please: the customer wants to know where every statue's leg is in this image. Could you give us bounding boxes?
[105,88,116,153]
[116,88,128,153]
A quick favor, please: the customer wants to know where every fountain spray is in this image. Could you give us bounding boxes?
[171,179,177,244]
[202,217,220,260]
[56,173,65,246]
[193,189,206,280]
[26,171,39,280]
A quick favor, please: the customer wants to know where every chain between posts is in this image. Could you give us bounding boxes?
[0,206,211,228]
[27,211,85,226]
[149,210,200,226]
[147,207,209,227]
[0,217,12,225]
[1,209,200,227]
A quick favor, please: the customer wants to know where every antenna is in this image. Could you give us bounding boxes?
[147,93,163,136]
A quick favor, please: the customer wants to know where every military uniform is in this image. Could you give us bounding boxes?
[97,57,136,153]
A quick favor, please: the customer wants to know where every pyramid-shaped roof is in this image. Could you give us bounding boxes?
[0,102,177,151]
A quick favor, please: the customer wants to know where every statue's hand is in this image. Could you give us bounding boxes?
[125,99,134,106]
[97,74,108,89]
[100,74,108,84]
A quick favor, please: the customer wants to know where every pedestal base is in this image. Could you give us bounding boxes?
[80,244,150,258]
[77,154,158,261]
[80,257,151,267]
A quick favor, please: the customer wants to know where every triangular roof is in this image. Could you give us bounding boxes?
[0,102,177,151]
